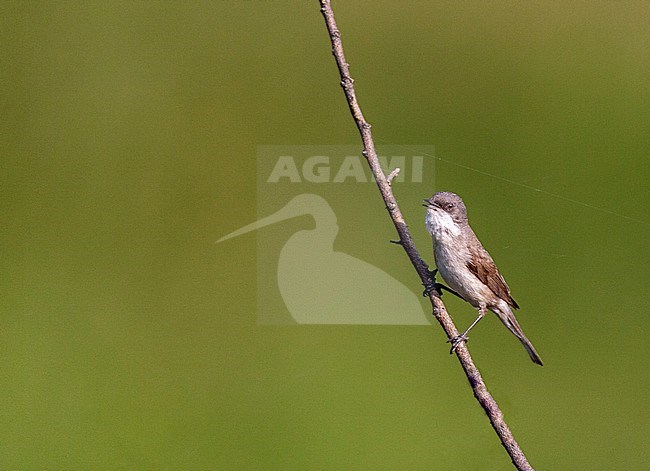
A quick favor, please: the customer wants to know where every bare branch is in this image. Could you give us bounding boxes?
[387,167,400,185]
[318,2,535,470]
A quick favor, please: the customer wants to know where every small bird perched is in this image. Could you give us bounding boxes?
[423,191,543,365]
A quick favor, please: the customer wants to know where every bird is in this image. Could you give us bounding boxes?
[423,191,543,365]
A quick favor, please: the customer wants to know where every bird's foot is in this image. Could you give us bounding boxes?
[422,269,439,297]
[422,282,436,297]
[424,282,453,298]
[447,333,469,354]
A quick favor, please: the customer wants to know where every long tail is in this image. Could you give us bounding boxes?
[495,306,543,366]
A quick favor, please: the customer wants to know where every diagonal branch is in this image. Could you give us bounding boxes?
[318,2,535,470]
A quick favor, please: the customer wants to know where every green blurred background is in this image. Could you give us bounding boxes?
[1,1,648,469]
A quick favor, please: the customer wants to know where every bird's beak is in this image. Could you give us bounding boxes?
[422,199,438,209]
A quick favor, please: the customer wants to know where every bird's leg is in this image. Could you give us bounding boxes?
[437,284,464,300]
[422,268,464,300]
[448,305,488,354]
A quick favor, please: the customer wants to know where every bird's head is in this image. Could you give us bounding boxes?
[423,191,468,225]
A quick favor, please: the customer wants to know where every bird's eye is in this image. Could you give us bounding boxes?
[446,203,454,210]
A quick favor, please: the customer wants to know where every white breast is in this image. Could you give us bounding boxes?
[425,209,478,304]
[425,209,461,239]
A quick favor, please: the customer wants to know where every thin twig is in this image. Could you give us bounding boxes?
[387,167,400,185]
[318,2,534,470]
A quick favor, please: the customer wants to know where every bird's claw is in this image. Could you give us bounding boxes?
[422,268,440,297]
[423,282,446,297]
[447,334,469,354]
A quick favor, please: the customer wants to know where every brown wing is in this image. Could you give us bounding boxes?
[466,240,519,309]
